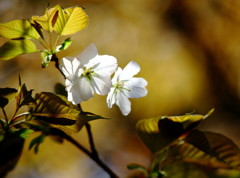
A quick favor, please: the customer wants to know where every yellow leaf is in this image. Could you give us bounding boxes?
[136,110,214,153]
[31,7,58,32]
[54,5,88,35]
[0,20,40,39]
[0,39,37,60]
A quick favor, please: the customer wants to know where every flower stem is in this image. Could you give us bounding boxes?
[85,123,98,157]
[49,128,119,178]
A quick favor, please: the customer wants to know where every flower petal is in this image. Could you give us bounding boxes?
[67,84,83,104]
[111,67,122,84]
[120,60,140,80]
[59,57,74,77]
[125,77,148,98]
[91,75,112,95]
[78,77,94,101]
[77,44,98,66]
[106,87,116,108]
[93,55,118,77]
[116,91,131,116]
[59,57,81,78]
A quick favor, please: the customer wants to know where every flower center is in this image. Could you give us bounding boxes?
[114,81,130,92]
[82,67,94,81]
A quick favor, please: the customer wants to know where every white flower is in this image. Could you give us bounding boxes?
[59,44,118,104]
[107,60,148,115]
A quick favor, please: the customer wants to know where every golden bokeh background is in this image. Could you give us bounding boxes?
[0,0,240,177]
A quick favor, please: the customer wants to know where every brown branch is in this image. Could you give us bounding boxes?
[49,128,119,178]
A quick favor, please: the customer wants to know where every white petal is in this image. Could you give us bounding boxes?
[59,57,74,77]
[90,75,112,95]
[125,77,148,98]
[93,55,118,77]
[106,87,116,108]
[116,91,131,116]
[78,77,94,101]
[59,57,81,78]
[77,44,98,66]
[111,67,122,84]
[66,77,94,104]
[67,85,83,104]
[72,58,81,74]
[120,60,140,80]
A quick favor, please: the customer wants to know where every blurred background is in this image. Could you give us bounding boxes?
[0,0,240,177]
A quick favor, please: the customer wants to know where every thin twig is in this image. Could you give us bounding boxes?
[49,128,119,178]
[85,123,98,157]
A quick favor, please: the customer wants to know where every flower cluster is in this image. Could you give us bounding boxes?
[59,44,148,115]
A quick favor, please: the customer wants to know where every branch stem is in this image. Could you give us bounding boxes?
[50,128,118,178]
[85,123,98,157]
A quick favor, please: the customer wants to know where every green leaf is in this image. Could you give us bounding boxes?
[127,163,147,171]
[0,88,18,108]
[19,129,33,139]
[29,134,45,153]
[28,92,107,133]
[0,39,37,60]
[185,130,240,169]
[136,110,213,153]
[28,92,81,133]
[55,38,72,52]
[127,164,148,177]
[31,6,59,32]
[40,50,53,68]
[54,5,88,35]
[0,19,40,39]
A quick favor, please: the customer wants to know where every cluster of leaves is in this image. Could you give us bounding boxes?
[127,110,240,177]
[0,4,88,67]
[0,78,106,176]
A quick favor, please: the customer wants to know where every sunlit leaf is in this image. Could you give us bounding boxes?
[136,110,213,153]
[54,5,88,35]
[55,38,72,52]
[136,117,183,153]
[28,92,107,133]
[0,39,37,60]
[166,109,214,131]
[185,130,240,169]
[0,19,40,39]
[0,88,17,108]
[29,92,79,120]
[31,6,58,32]
[28,92,80,133]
